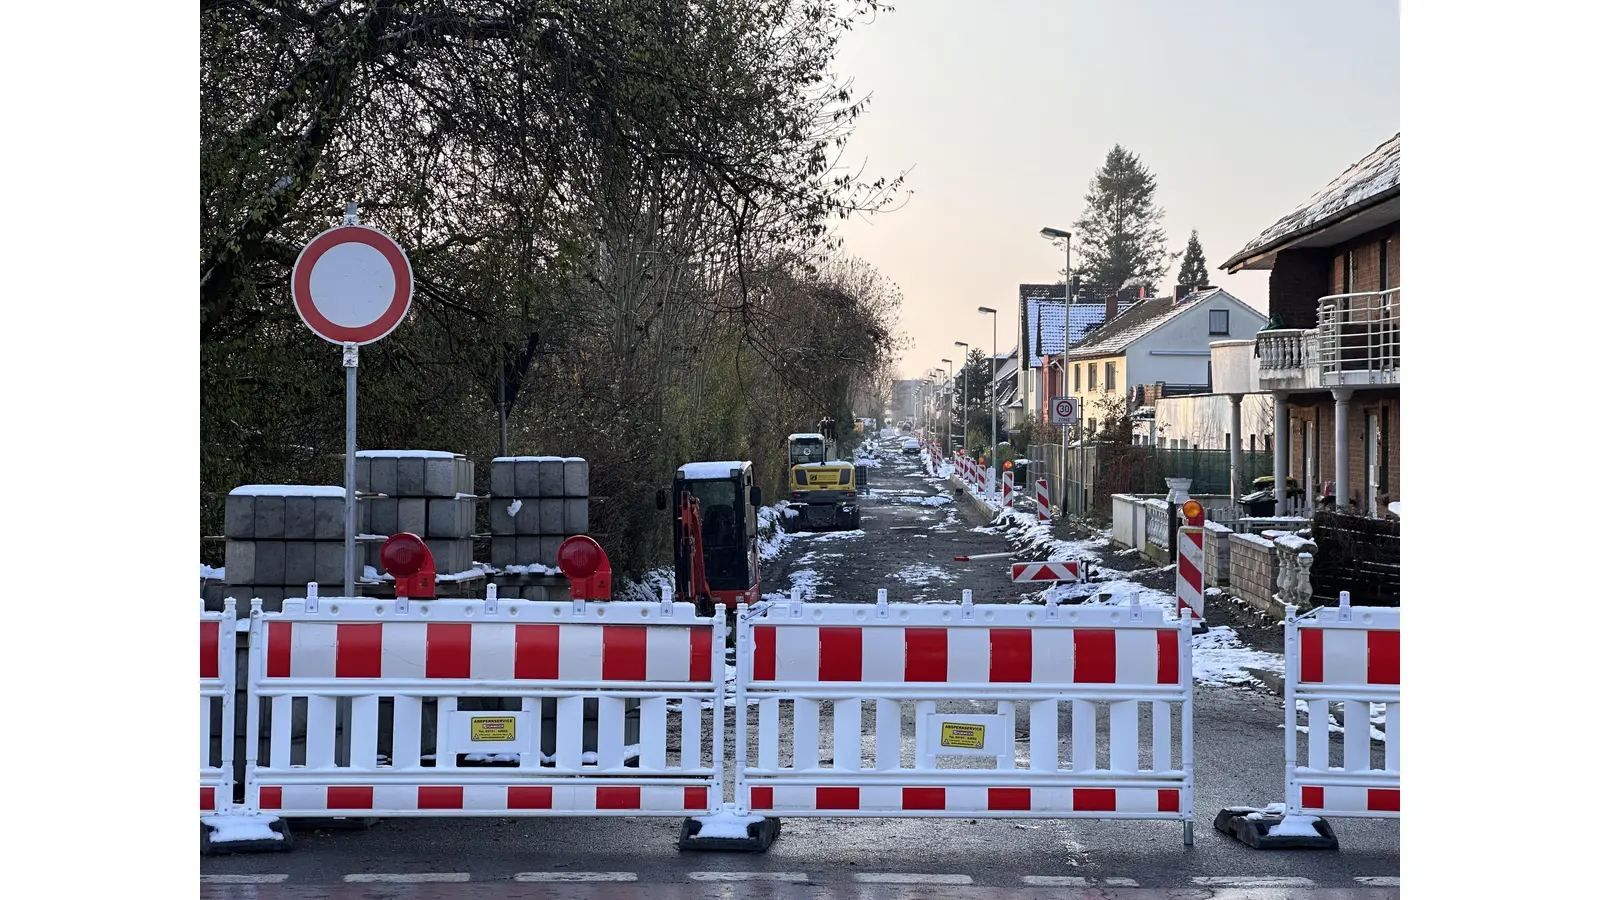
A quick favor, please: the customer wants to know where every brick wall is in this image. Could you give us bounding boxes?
[1329,226,1400,296]
[1289,391,1400,513]
[1204,521,1233,587]
[1228,532,1280,613]
[1267,249,1331,328]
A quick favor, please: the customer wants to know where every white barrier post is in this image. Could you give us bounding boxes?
[1176,524,1207,632]
[1002,470,1014,508]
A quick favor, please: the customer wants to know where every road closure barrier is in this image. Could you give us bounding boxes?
[732,589,1196,845]
[202,599,240,815]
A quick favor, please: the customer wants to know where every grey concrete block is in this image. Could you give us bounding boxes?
[397,458,427,496]
[284,497,319,541]
[284,542,317,587]
[424,457,457,498]
[515,460,541,497]
[540,536,564,568]
[565,498,589,534]
[491,460,516,498]
[493,583,519,599]
[370,498,398,537]
[370,457,399,496]
[397,498,428,536]
[355,456,372,494]
[316,542,346,587]
[538,459,565,497]
[564,459,589,497]
[426,539,472,574]
[251,587,286,613]
[427,498,474,539]
[224,541,256,585]
[524,585,550,603]
[491,536,517,568]
[225,494,254,540]
[315,496,345,540]
[253,496,286,540]
[488,498,518,535]
[538,498,565,535]
[456,458,474,497]
[515,537,542,566]
[512,499,539,535]
[254,541,287,586]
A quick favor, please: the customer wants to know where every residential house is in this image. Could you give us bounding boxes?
[1067,287,1268,437]
[1211,132,1399,516]
[1018,282,1137,420]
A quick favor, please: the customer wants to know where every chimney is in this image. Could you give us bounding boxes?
[1174,284,1195,306]
[1110,287,1134,323]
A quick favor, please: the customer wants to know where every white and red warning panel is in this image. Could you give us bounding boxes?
[1011,561,1083,583]
[292,223,414,345]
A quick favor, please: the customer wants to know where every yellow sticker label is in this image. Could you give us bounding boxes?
[471,716,516,742]
[940,722,985,750]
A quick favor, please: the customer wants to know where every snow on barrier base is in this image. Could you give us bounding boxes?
[1217,591,1397,850]
[733,590,1196,846]
[209,593,728,852]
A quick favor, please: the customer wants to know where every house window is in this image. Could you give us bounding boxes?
[1074,364,1081,393]
[1088,364,1098,390]
[1209,309,1229,335]
[1088,418,1097,436]
[1379,239,1391,292]
[1105,362,1117,391]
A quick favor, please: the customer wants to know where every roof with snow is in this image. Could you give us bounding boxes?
[1222,133,1400,273]
[787,433,825,441]
[1024,295,1138,364]
[1071,288,1243,359]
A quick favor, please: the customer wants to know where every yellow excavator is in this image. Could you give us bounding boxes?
[785,418,861,531]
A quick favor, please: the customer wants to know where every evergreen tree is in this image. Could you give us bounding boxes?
[1071,145,1170,290]
[1177,229,1209,287]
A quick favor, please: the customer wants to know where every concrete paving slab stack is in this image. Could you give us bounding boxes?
[486,456,589,600]
[220,485,348,612]
[355,450,478,580]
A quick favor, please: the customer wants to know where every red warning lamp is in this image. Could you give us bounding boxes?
[558,535,613,601]
[1182,499,1205,527]
[381,533,436,599]
[1002,460,1014,471]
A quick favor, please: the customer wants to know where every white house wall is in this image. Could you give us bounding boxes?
[1153,393,1276,450]
[1123,294,1269,387]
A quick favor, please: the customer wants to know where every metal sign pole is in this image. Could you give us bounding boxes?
[343,342,359,597]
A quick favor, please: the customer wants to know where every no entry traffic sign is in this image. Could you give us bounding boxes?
[292,224,413,345]
[1049,396,1078,425]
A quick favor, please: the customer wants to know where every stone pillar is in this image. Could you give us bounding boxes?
[1229,393,1244,501]
[1273,391,1291,515]
[1332,387,1354,510]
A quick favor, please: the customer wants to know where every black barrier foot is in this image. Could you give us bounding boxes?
[201,815,293,856]
[1214,806,1338,850]
[678,813,780,852]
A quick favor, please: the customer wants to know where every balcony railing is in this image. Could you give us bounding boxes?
[1317,288,1400,386]
[1255,328,1320,390]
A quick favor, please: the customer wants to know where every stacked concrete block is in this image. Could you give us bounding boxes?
[356,450,478,576]
[1203,521,1233,587]
[486,457,590,569]
[1226,532,1281,615]
[221,485,349,611]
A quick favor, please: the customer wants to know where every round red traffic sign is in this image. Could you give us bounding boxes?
[291,225,413,345]
[1053,398,1076,418]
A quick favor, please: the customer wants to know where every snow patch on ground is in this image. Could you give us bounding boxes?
[690,810,766,839]
[894,564,955,586]
[203,814,284,843]
[800,529,865,542]
[615,568,673,603]
[900,494,952,507]
[757,502,799,561]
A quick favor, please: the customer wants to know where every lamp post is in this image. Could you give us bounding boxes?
[940,358,954,454]
[977,306,999,497]
[954,340,970,457]
[1040,227,1072,516]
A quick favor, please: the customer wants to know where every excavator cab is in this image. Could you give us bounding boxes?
[659,461,761,617]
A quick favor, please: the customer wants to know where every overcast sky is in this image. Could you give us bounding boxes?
[828,0,1399,380]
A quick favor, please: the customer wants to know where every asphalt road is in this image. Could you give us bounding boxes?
[202,449,1398,899]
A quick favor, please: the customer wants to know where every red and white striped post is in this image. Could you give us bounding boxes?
[1036,478,1051,523]
[1176,500,1208,632]
[1002,469,1014,508]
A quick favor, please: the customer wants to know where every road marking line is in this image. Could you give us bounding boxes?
[343,873,471,883]
[514,873,638,883]
[1191,876,1316,887]
[200,875,289,884]
[1104,878,1140,886]
[855,874,973,885]
[688,872,809,882]
[1023,877,1140,887]
[1356,876,1401,886]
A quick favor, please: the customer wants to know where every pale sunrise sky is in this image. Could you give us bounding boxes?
[828,0,1400,379]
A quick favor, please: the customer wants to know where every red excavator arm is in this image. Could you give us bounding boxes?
[676,491,716,617]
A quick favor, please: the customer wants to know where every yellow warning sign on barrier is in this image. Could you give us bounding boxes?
[471,716,516,742]
[940,722,985,750]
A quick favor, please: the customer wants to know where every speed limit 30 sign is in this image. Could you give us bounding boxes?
[1049,396,1078,425]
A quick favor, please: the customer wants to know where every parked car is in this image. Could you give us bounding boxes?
[901,438,921,454]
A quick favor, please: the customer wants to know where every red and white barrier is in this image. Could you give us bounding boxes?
[240,591,725,820]
[1002,470,1014,507]
[734,590,1195,844]
[202,599,240,814]
[1036,478,1051,523]
[1011,561,1083,583]
[1176,525,1205,625]
[1287,593,1399,820]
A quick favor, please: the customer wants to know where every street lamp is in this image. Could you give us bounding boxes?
[940,358,954,455]
[954,340,970,457]
[977,306,999,497]
[1040,227,1072,516]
